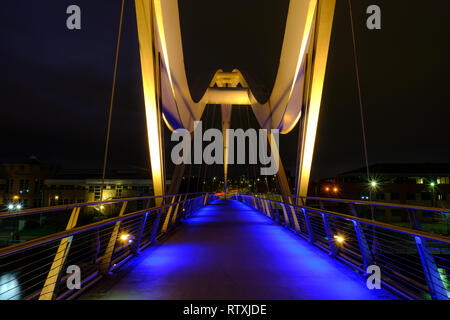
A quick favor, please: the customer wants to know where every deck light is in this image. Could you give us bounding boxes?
[334,235,345,244]
[120,234,130,241]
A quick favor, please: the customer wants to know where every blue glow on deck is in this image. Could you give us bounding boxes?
[83,199,398,300]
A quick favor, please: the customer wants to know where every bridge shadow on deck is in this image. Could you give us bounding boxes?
[82,199,398,300]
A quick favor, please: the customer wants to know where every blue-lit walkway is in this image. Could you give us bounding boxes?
[82,199,398,300]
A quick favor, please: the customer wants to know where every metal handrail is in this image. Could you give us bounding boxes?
[253,193,450,214]
[0,192,218,300]
[0,192,207,218]
[252,196,450,245]
[0,197,191,258]
[233,193,450,300]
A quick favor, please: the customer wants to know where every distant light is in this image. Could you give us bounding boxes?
[16,204,22,210]
[325,187,330,192]
[430,182,435,187]
[334,235,345,244]
[370,181,378,188]
[333,187,338,193]
[120,234,129,241]
[13,195,19,201]
[54,195,59,200]
[100,205,105,210]
[7,204,14,210]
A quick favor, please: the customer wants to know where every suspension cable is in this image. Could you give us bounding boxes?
[100,0,126,202]
[348,0,371,185]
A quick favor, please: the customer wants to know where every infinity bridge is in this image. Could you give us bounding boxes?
[1,0,448,301]
[0,194,448,300]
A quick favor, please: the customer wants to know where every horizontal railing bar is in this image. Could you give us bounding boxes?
[255,193,450,214]
[0,192,207,218]
[238,195,450,245]
[0,194,207,258]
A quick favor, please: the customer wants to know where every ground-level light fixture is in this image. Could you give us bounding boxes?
[334,235,345,244]
[120,233,130,242]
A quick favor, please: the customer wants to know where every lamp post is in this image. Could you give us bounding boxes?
[430,181,436,207]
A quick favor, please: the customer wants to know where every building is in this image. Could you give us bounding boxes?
[0,157,56,210]
[0,158,161,212]
[315,163,450,223]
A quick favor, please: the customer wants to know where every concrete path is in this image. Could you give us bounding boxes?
[82,199,398,300]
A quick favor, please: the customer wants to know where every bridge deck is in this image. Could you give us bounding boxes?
[82,199,398,300]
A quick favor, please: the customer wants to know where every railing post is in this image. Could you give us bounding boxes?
[134,199,153,253]
[318,201,338,257]
[302,208,315,243]
[134,212,148,254]
[263,199,271,218]
[39,207,80,300]
[150,207,163,242]
[415,236,448,300]
[170,195,184,225]
[349,203,374,270]
[288,205,301,232]
[99,201,128,275]
[321,213,338,257]
[161,195,177,233]
[352,220,374,270]
[280,202,291,228]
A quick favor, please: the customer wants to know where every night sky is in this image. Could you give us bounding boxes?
[1,0,449,182]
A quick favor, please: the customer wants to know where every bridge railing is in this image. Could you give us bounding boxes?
[254,193,450,236]
[0,192,217,300]
[233,194,450,300]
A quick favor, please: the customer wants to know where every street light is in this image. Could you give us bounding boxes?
[370,181,378,188]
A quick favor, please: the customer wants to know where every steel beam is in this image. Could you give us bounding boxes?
[296,0,336,198]
[135,0,166,206]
